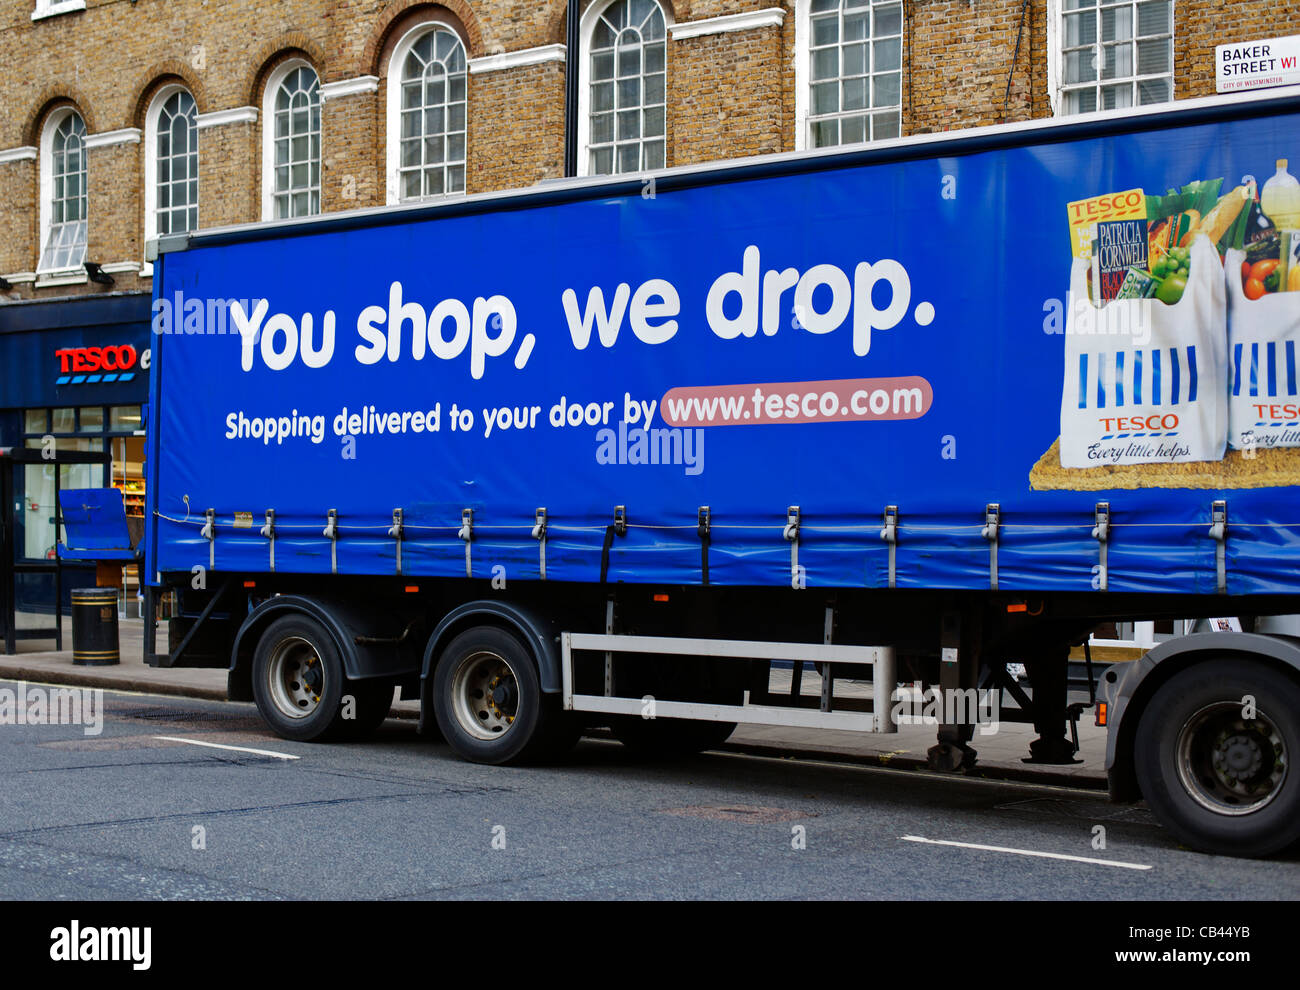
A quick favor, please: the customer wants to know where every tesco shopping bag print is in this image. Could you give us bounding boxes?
[1226,162,1300,451]
[1060,232,1227,468]
[1049,170,1300,473]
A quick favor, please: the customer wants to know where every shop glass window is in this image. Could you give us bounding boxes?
[588,0,667,175]
[111,436,147,521]
[398,28,468,201]
[78,406,104,432]
[59,449,103,490]
[272,67,321,219]
[156,90,199,235]
[22,455,59,560]
[808,0,903,148]
[20,436,103,559]
[1060,0,1172,114]
[51,407,75,433]
[24,410,47,434]
[39,112,88,271]
[110,405,143,432]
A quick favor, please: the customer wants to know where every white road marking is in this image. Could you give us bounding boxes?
[153,736,300,760]
[901,834,1152,870]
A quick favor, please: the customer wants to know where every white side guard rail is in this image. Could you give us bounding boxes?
[561,632,897,733]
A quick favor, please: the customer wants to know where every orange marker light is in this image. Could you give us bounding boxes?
[653,593,670,602]
[1096,702,1108,727]
[243,580,256,588]
[1006,603,1027,613]
[404,585,420,593]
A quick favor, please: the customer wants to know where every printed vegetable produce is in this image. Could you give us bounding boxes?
[1068,161,1300,306]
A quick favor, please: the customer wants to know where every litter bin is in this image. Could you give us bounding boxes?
[71,588,120,666]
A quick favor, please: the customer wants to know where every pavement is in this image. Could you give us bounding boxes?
[0,614,1110,790]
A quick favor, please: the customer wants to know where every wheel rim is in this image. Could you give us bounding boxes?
[1175,701,1288,816]
[450,649,520,741]
[265,636,326,720]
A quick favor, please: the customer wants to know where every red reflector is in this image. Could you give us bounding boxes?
[243,581,256,588]
[1096,702,1108,727]
[1006,603,1027,613]
[404,585,419,593]
[653,593,670,602]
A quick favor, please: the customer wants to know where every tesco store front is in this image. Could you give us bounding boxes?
[0,293,150,616]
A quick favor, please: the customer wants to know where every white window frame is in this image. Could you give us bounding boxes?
[577,0,673,178]
[261,58,322,221]
[1048,0,1174,116]
[385,20,469,205]
[32,0,86,21]
[794,0,904,152]
[37,107,87,275]
[143,85,198,271]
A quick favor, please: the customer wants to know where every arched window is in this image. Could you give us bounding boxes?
[388,25,467,202]
[145,88,198,240]
[39,110,87,271]
[800,0,902,149]
[582,0,667,176]
[263,62,321,219]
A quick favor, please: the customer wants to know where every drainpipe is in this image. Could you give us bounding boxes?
[564,0,580,176]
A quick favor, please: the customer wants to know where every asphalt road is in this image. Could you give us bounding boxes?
[1,681,1297,900]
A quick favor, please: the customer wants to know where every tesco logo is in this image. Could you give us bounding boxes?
[55,345,149,374]
[1098,414,1179,431]
[1067,189,1145,223]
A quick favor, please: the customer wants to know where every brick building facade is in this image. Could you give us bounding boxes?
[0,0,1297,299]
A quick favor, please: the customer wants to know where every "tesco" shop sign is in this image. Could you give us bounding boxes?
[54,342,150,374]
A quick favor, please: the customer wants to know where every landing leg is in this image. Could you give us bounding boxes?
[927,610,978,771]
[1024,645,1080,765]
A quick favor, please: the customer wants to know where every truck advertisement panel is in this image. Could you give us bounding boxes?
[148,100,1300,595]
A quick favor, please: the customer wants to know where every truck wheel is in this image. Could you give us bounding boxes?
[433,627,578,765]
[1134,659,1300,857]
[252,614,353,742]
[610,716,736,758]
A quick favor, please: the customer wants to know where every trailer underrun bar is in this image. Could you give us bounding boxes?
[561,632,898,733]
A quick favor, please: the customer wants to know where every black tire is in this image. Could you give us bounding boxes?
[339,680,395,739]
[252,614,355,742]
[610,716,736,758]
[1134,659,1300,857]
[432,626,579,765]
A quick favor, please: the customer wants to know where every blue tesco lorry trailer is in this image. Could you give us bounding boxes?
[144,87,1300,857]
